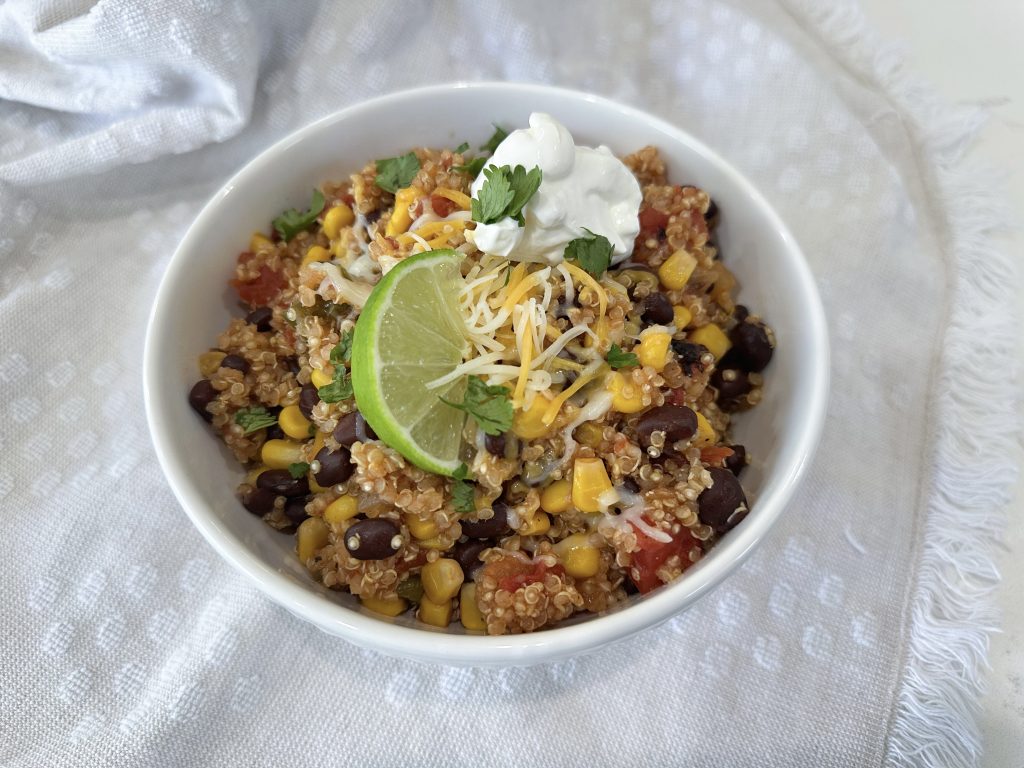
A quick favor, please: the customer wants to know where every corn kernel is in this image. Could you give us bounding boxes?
[637,330,672,372]
[324,495,359,526]
[404,513,439,541]
[606,371,645,414]
[459,584,487,631]
[519,512,551,536]
[658,248,698,290]
[540,479,572,514]
[417,595,453,628]
[555,534,602,579]
[301,245,331,267]
[421,558,464,603]
[198,350,226,377]
[249,232,273,253]
[688,324,731,360]
[574,422,604,448]
[385,187,421,236]
[296,517,328,562]
[323,203,355,239]
[360,595,408,618]
[512,393,554,439]
[260,439,305,469]
[278,405,312,440]
[695,412,716,446]
[572,457,614,513]
[673,305,692,329]
[310,367,333,389]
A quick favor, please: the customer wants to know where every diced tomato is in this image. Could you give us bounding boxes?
[700,445,735,467]
[666,387,688,407]
[484,556,564,593]
[638,206,670,237]
[430,194,458,218]
[232,264,286,307]
[629,522,701,594]
[340,191,355,206]
[397,550,427,574]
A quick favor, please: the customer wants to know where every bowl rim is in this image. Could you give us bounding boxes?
[143,81,830,665]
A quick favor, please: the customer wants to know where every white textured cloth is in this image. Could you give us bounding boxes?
[0,2,1016,767]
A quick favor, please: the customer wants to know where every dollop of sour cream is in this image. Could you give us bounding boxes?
[469,113,642,265]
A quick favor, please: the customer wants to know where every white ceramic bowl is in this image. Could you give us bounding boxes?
[144,83,829,667]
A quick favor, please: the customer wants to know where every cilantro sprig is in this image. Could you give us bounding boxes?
[480,125,509,154]
[607,344,639,370]
[234,406,278,434]
[288,462,310,479]
[439,375,513,436]
[470,164,542,226]
[451,463,476,514]
[452,156,487,177]
[564,229,613,277]
[454,141,470,154]
[375,152,420,194]
[273,189,325,242]
[318,331,355,403]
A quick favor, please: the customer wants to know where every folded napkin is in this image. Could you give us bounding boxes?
[0,1,1015,766]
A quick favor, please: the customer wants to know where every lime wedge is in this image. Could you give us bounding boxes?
[351,249,468,476]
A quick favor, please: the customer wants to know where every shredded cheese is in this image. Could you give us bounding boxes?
[433,187,473,209]
[513,310,534,407]
[541,359,605,426]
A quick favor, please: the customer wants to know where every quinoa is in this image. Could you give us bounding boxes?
[186,137,774,635]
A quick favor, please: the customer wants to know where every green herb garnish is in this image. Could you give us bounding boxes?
[454,141,470,154]
[451,463,476,514]
[452,156,487,177]
[330,330,353,366]
[480,125,509,154]
[607,344,639,369]
[470,164,542,226]
[288,462,310,479]
[375,151,420,194]
[272,189,325,242]
[234,406,278,434]
[564,229,613,277]
[318,335,355,403]
[440,375,513,436]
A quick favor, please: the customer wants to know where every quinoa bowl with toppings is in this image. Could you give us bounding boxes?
[144,83,828,666]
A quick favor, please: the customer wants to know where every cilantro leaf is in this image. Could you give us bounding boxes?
[329,330,353,367]
[234,406,278,434]
[471,165,514,224]
[470,164,542,226]
[564,229,613,277]
[452,156,487,177]
[375,152,421,194]
[607,344,639,369]
[318,370,353,403]
[454,141,470,154]
[480,125,509,154]
[505,165,543,225]
[439,375,513,436]
[451,463,476,514]
[272,189,325,242]
[288,462,310,479]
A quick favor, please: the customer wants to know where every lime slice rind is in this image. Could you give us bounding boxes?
[351,249,468,476]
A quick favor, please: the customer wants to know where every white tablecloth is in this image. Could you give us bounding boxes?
[0,1,1016,766]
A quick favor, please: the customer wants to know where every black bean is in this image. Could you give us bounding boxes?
[344,518,402,560]
[484,432,506,456]
[246,306,273,332]
[460,501,511,539]
[452,538,491,579]
[283,496,310,525]
[283,356,302,375]
[241,487,277,515]
[711,367,750,401]
[698,467,748,534]
[265,423,286,441]
[220,354,249,374]
[188,380,218,422]
[640,293,674,325]
[256,469,309,498]
[635,405,698,453]
[729,321,773,372]
[298,383,320,420]
[733,305,749,323]
[621,477,640,494]
[314,446,353,486]
[704,199,719,223]
[333,410,376,447]
[671,341,709,376]
[725,445,747,476]
[623,577,640,596]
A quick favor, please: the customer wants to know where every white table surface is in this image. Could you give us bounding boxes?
[858,2,1024,765]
